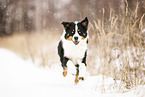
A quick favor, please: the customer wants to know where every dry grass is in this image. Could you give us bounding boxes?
[0,30,60,67]
[87,2,145,90]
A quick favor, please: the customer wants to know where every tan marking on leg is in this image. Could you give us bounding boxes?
[75,75,79,84]
[63,69,67,77]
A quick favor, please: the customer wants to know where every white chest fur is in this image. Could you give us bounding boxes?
[62,38,87,64]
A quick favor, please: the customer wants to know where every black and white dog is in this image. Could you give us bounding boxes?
[58,17,89,83]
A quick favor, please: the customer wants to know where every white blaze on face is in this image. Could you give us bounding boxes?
[72,21,82,42]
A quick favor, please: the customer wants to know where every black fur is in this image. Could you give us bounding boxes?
[62,22,75,39]
[58,40,70,69]
[82,51,87,66]
[77,18,88,38]
[58,40,64,64]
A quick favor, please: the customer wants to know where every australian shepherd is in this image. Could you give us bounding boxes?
[58,17,89,83]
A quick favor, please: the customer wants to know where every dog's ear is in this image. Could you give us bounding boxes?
[81,17,89,28]
[61,22,70,29]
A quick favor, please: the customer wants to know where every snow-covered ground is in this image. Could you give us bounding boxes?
[0,48,145,97]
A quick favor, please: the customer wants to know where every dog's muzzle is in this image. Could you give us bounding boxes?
[73,37,79,45]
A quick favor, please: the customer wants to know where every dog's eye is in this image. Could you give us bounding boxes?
[72,32,74,33]
[79,32,81,34]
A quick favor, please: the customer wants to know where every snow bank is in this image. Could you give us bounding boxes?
[0,48,144,97]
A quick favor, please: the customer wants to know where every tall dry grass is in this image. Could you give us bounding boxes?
[0,30,60,68]
[87,1,145,90]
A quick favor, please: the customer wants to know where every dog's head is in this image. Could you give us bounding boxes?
[62,17,89,45]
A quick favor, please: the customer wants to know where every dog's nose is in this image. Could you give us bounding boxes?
[74,37,78,40]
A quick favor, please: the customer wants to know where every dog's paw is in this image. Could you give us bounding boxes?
[75,75,79,84]
[79,77,84,81]
[75,78,79,84]
[63,70,67,77]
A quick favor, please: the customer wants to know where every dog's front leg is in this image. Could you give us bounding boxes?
[62,57,69,77]
[79,63,86,80]
[63,67,67,77]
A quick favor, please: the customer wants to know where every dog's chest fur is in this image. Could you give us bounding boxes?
[61,36,88,64]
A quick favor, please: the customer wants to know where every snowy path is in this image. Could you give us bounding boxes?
[0,48,144,97]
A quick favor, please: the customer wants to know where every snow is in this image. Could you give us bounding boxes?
[0,48,144,97]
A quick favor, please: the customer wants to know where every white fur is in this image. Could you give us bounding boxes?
[72,21,82,42]
[79,63,86,77]
[67,60,76,74]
